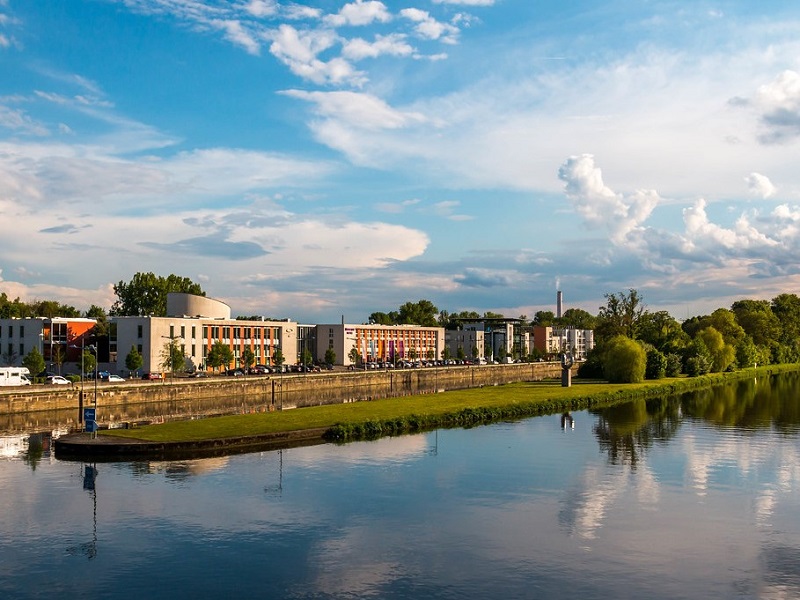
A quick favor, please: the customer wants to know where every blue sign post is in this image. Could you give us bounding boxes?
[84,408,97,433]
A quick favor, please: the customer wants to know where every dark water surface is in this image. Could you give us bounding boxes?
[2,375,799,599]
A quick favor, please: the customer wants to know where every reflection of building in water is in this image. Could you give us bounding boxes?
[145,457,231,480]
[561,413,574,430]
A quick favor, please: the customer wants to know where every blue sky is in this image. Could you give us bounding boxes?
[2,1,800,323]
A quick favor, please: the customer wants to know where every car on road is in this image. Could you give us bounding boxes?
[45,375,70,385]
[106,374,125,382]
[141,372,162,380]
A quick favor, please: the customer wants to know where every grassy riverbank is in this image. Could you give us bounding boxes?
[102,364,798,444]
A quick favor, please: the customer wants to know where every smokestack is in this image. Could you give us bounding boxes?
[557,290,563,319]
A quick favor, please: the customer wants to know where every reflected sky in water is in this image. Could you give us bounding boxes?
[1,375,799,599]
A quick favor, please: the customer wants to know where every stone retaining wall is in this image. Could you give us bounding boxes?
[0,362,568,418]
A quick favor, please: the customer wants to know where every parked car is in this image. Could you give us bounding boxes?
[45,375,70,385]
[225,368,244,377]
[141,372,162,380]
[106,374,125,382]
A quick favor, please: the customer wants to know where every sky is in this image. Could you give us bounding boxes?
[2,1,800,323]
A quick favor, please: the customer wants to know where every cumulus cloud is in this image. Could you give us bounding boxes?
[269,24,365,86]
[400,8,459,44]
[745,172,777,199]
[324,0,391,27]
[558,154,659,244]
[243,0,278,19]
[211,19,261,55]
[433,0,494,5]
[749,70,800,144]
[341,33,413,61]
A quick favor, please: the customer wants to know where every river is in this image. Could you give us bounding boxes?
[2,374,799,599]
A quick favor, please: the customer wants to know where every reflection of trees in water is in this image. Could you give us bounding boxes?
[592,397,682,467]
[22,432,52,471]
[681,373,800,431]
[592,373,800,466]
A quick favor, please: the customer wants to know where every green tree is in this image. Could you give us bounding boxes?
[241,348,256,372]
[533,310,556,326]
[52,344,65,375]
[82,349,97,375]
[603,336,646,383]
[684,338,712,376]
[645,348,666,380]
[125,345,143,376]
[397,300,439,327]
[772,293,800,343]
[160,338,185,375]
[207,341,234,372]
[273,348,285,368]
[559,308,597,330]
[301,349,313,367]
[596,289,646,341]
[324,347,336,366]
[731,299,780,347]
[110,272,205,317]
[22,348,45,379]
[696,326,735,372]
[457,346,465,361]
[348,347,361,366]
[483,311,505,320]
[638,310,689,354]
[369,311,395,325]
[441,347,451,361]
[471,345,479,360]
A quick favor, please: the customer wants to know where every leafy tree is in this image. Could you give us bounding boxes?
[645,348,666,380]
[696,326,735,372]
[125,345,143,376]
[559,308,597,330]
[735,337,761,369]
[408,347,418,360]
[273,348,285,368]
[82,349,97,375]
[441,347,451,361]
[111,272,205,316]
[471,345,479,360]
[301,349,313,367]
[684,338,712,376]
[665,353,682,377]
[638,310,688,354]
[398,300,439,327]
[207,341,234,372]
[160,338,185,375]
[1,348,18,366]
[457,346,465,361]
[731,300,780,347]
[349,347,361,365]
[437,310,450,328]
[22,348,45,379]
[603,336,646,383]
[241,348,256,372]
[324,347,336,365]
[596,289,645,341]
[533,310,556,326]
[772,293,800,343]
[368,311,395,325]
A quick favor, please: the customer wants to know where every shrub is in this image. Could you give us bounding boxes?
[645,349,666,379]
[603,336,646,383]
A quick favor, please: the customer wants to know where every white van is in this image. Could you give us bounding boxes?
[0,367,32,386]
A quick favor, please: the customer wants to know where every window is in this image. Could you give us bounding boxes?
[19,343,24,356]
[192,326,196,340]
[137,325,143,338]
[137,344,143,354]
[20,325,24,338]
[181,325,185,339]
[170,325,174,338]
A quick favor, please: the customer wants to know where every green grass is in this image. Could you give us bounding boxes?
[102,364,796,444]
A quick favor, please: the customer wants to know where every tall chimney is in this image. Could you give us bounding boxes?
[557,290,563,319]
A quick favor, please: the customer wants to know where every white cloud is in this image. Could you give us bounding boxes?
[242,0,277,18]
[211,19,261,55]
[400,8,459,43]
[282,90,427,130]
[749,70,800,144]
[341,33,413,61]
[324,1,391,28]
[558,154,658,244]
[745,172,777,198]
[0,105,49,136]
[268,24,366,86]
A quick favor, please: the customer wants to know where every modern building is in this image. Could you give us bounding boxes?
[444,328,485,361]
[112,293,298,374]
[456,318,529,361]
[317,323,446,366]
[533,326,595,360]
[0,317,97,372]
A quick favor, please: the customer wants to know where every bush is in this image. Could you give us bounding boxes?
[603,336,646,383]
[645,349,666,379]
[665,353,682,377]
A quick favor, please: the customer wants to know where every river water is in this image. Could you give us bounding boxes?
[2,375,799,599]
